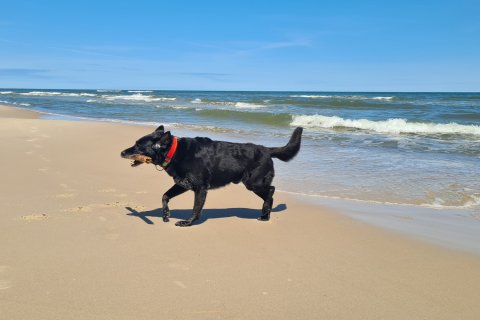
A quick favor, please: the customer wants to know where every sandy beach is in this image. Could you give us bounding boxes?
[1,104,480,319]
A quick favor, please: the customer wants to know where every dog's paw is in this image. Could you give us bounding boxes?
[175,220,193,227]
[162,208,170,222]
[257,215,270,221]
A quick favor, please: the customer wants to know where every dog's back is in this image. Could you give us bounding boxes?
[169,137,271,189]
[169,128,302,190]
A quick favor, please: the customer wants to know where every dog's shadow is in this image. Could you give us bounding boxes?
[125,204,287,225]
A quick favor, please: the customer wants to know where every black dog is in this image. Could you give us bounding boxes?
[121,126,303,226]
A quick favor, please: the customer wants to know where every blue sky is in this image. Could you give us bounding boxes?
[0,0,479,91]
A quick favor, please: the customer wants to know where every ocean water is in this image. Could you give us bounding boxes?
[2,89,479,211]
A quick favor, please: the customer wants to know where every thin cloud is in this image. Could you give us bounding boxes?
[181,37,312,55]
[260,38,311,50]
[0,68,50,77]
[233,37,312,55]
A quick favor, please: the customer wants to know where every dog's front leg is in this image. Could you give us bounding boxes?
[175,188,207,227]
[162,184,188,222]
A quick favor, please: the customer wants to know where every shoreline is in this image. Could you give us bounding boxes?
[3,89,480,212]
[6,100,480,213]
[2,103,477,210]
[1,103,480,319]
[3,103,480,254]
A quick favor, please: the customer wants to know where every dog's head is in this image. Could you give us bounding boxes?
[120,125,173,167]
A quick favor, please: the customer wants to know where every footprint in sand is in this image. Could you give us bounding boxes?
[62,206,92,213]
[61,202,144,214]
[101,201,130,208]
[20,213,48,221]
[102,202,145,210]
[130,205,145,211]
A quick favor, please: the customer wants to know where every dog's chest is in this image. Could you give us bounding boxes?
[174,177,194,189]
[167,169,197,189]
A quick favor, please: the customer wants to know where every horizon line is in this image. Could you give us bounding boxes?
[1,87,479,94]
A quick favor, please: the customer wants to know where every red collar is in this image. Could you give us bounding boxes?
[161,136,178,168]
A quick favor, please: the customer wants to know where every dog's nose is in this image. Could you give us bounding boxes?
[121,150,126,158]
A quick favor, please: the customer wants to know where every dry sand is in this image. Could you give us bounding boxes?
[1,104,480,319]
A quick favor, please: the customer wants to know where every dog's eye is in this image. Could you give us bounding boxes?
[152,143,161,149]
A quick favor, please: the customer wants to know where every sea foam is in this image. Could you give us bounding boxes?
[234,102,266,109]
[190,99,265,109]
[102,94,176,102]
[17,91,96,97]
[291,115,480,136]
[290,95,395,100]
[290,95,333,98]
[0,100,31,106]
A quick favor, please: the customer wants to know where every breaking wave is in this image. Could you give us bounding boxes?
[291,114,480,136]
[190,98,265,109]
[290,95,396,100]
[0,100,31,106]
[234,102,266,109]
[101,94,176,102]
[15,91,96,97]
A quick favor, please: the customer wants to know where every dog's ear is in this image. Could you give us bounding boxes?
[160,131,172,143]
[155,125,164,134]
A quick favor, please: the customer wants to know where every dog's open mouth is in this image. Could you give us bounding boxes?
[126,154,153,167]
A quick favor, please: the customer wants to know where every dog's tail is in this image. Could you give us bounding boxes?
[269,127,303,162]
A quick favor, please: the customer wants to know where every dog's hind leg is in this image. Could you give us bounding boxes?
[175,188,207,227]
[242,158,275,221]
[162,184,188,222]
[254,186,275,221]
